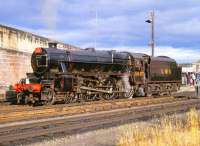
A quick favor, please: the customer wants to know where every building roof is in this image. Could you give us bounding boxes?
[0,24,81,50]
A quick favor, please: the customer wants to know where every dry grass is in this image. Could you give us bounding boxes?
[117,109,200,146]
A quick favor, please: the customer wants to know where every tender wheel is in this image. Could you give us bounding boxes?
[167,86,172,96]
[146,86,152,97]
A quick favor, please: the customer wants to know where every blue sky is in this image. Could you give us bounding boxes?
[0,0,200,63]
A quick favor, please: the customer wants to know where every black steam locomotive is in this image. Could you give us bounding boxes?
[15,44,181,105]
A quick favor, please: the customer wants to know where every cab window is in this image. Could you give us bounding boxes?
[36,55,47,67]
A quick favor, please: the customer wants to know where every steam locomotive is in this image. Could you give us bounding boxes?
[14,44,181,105]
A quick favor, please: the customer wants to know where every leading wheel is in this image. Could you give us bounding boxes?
[17,92,24,104]
[43,89,56,105]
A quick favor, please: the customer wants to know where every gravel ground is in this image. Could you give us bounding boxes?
[25,113,189,146]
[25,121,151,146]
[173,86,195,97]
[22,86,195,146]
[178,86,195,92]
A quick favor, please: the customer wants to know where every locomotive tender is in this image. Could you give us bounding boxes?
[15,45,181,104]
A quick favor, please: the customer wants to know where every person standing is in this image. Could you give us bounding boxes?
[195,73,200,97]
[192,73,196,86]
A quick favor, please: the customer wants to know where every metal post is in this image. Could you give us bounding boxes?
[146,11,155,57]
[150,11,155,57]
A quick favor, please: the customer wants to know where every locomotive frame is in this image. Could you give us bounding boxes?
[14,45,181,105]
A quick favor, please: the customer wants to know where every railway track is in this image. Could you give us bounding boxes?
[0,96,187,123]
[0,97,200,145]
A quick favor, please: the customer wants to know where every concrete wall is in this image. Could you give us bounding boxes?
[0,48,31,96]
[0,24,80,98]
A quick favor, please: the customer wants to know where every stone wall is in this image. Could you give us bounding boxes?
[0,24,80,99]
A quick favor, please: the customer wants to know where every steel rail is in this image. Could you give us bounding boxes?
[0,96,180,123]
[1,96,156,113]
[0,98,200,144]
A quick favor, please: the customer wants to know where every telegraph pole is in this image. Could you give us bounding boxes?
[145,11,155,57]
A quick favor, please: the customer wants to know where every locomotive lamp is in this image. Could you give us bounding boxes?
[145,11,155,57]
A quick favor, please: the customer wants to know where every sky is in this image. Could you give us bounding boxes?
[0,0,200,63]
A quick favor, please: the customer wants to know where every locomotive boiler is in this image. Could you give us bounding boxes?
[15,45,181,105]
